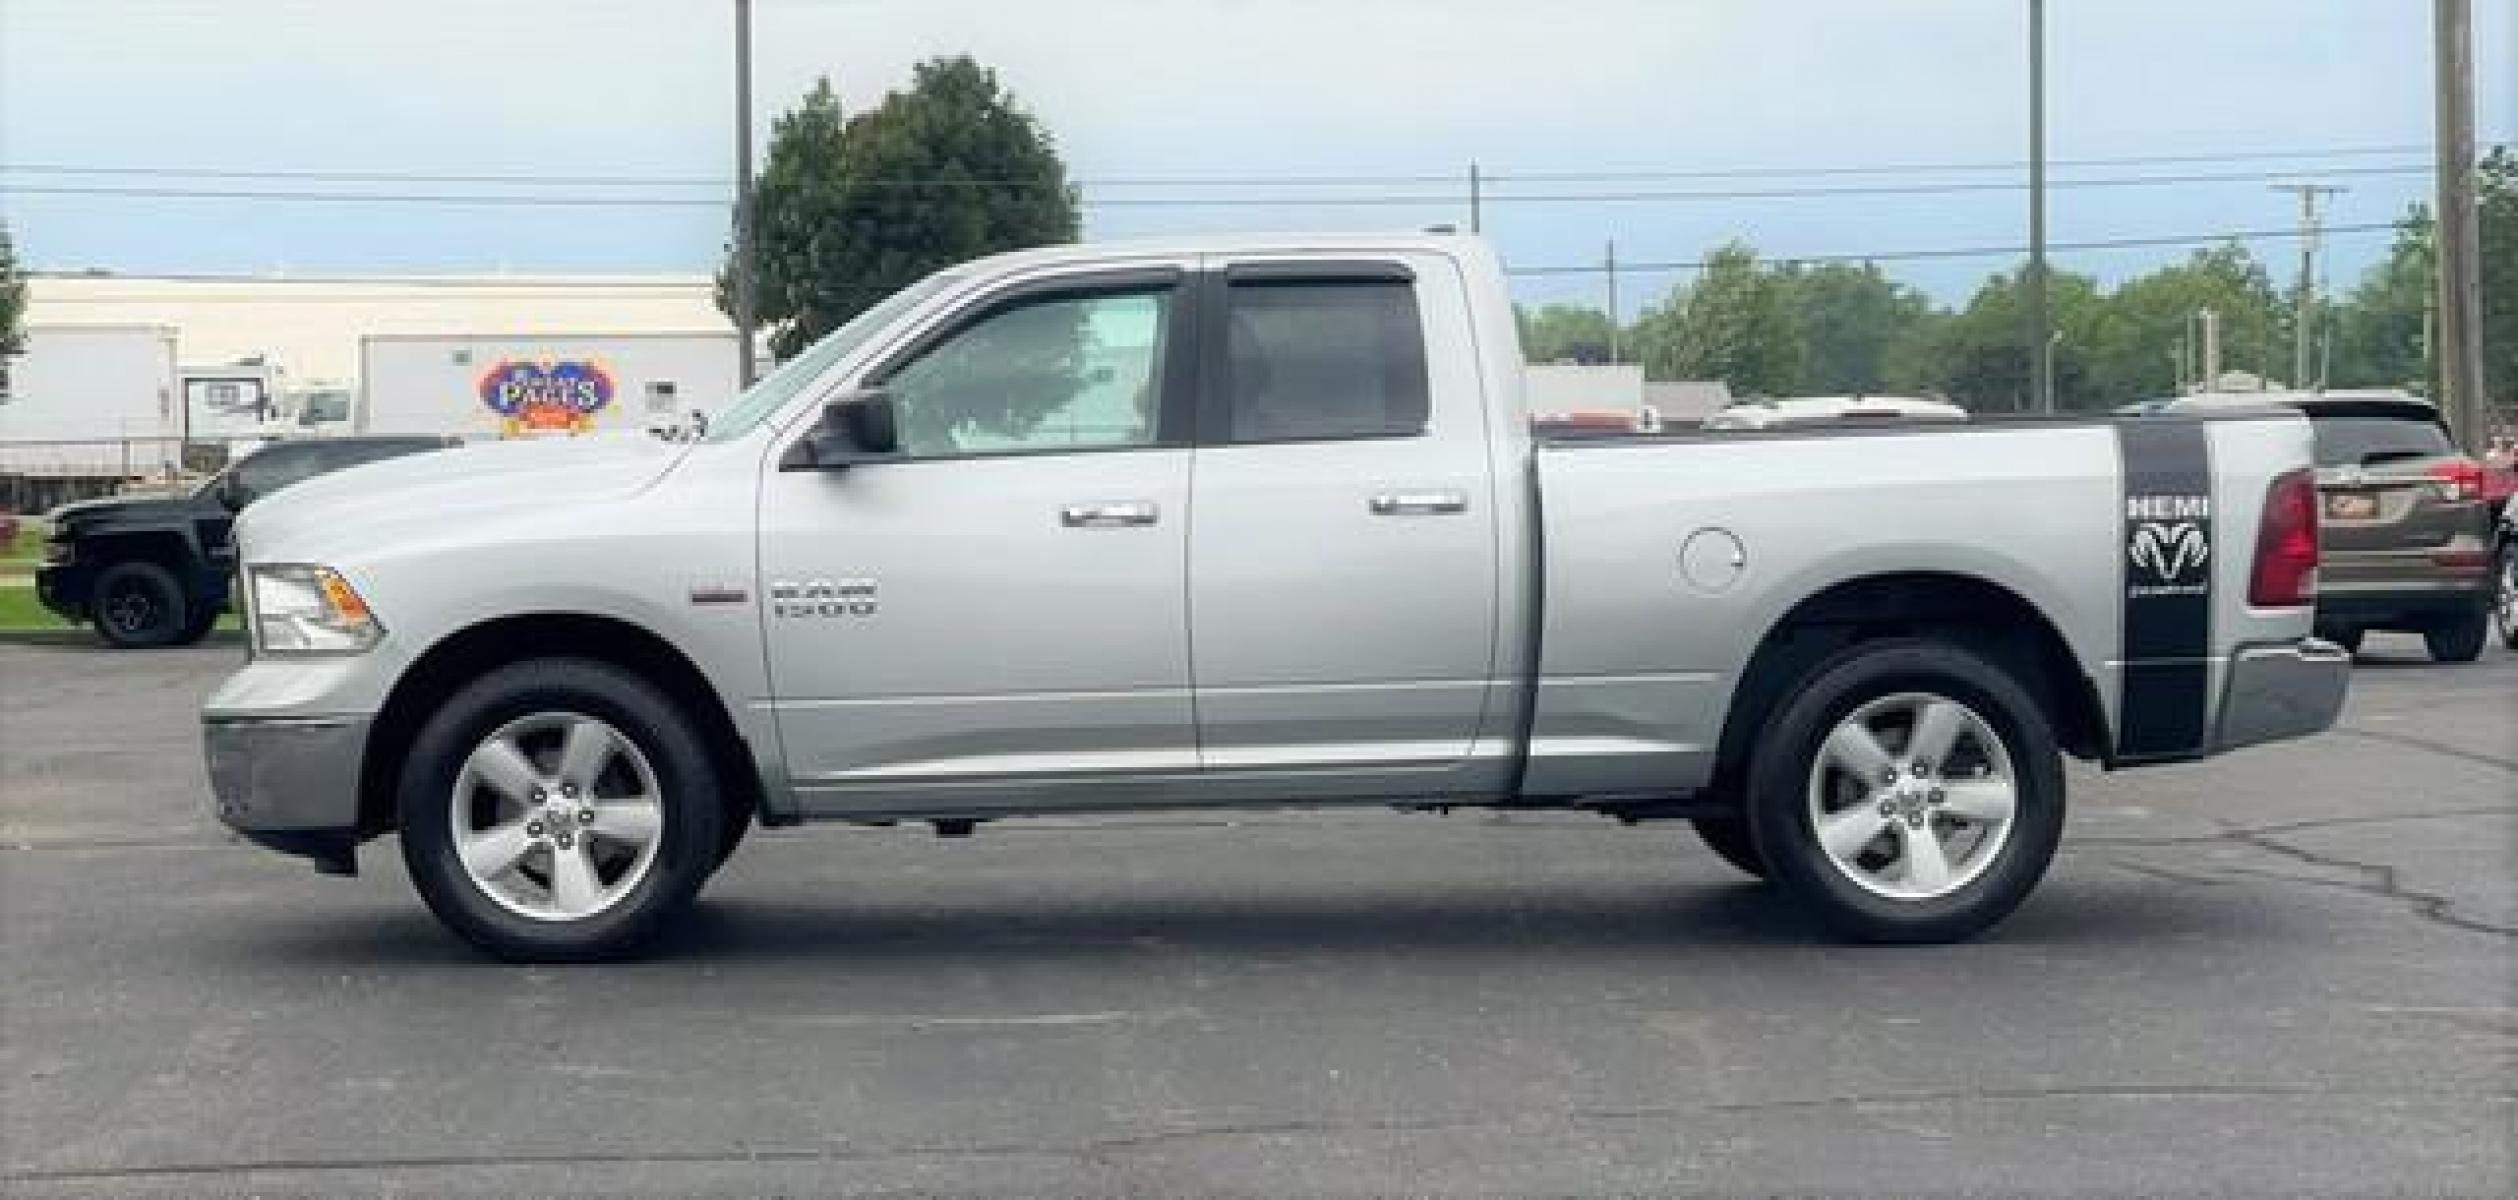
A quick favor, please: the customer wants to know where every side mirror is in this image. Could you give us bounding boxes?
[214,474,249,511]
[781,389,900,469]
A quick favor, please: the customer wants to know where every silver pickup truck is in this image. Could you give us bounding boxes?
[202,233,2349,960]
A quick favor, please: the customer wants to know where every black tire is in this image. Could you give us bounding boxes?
[2422,609,2488,663]
[172,602,220,647]
[1744,638,2066,944]
[712,811,751,872]
[1689,816,1769,879]
[88,560,190,649]
[2492,542,2518,652]
[398,658,725,962]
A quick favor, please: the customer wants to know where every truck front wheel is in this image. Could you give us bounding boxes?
[89,560,192,649]
[1688,816,1769,879]
[1743,638,2064,944]
[398,658,725,962]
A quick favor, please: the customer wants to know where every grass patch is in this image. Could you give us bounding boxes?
[1,525,42,568]
[0,583,71,630]
[0,583,237,633]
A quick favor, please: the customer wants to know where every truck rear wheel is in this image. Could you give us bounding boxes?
[398,658,724,962]
[89,560,191,649]
[1743,638,2064,944]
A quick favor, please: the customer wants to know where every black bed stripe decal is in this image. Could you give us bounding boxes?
[2115,420,2215,758]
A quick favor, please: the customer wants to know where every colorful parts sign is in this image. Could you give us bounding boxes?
[477,358,615,436]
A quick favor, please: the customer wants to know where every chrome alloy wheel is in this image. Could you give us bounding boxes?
[1806,691,2018,901]
[450,712,666,922]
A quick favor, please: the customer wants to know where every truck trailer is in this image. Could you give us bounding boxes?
[356,331,740,441]
[0,324,182,479]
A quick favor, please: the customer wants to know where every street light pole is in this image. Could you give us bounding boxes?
[731,0,759,388]
[1605,239,1620,366]
[2026,0,2052,413]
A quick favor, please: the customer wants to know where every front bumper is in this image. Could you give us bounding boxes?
[203,714,371,874]
[2212,638,2351,753]
[33,563,89,621]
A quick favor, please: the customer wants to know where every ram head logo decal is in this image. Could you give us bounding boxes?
[2128,520,2210,583]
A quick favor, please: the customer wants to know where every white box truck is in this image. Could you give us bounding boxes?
[179,360,286,442]
[356,332,739,441]
[0,325,182,476]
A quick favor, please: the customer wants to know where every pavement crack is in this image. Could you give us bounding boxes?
[2213,821,2515,939]
[2087,806,2514,938]
[2327,725,2518,773]
[2079,805,2511,848]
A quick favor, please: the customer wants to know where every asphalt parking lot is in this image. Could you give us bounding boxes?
[2,637,2512,1197]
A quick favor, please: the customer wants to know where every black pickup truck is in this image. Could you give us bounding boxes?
[38,436,454,647]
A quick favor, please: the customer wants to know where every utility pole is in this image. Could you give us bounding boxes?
[2433,0,2488,451]
[2025,0,2052,413]
[2199,306,2221,387]
[1605,239,1620,365]
[1468,162,1482,234]
[731,0,759,388]
[2270,182,2345,391]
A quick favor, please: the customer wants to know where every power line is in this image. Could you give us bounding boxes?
[1498,222,2399,278]
[0,143,2448,191]
[24,222,2403,293]
[1483,144,2436,182]
[27,270,711,289]
[0,164,2440,210]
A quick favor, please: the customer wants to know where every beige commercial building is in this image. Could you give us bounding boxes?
[25,272,733,384]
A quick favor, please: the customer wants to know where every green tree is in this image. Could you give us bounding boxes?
[1920,266,2103,411]
[2329,207,2435,393]
[729,58,1079,358]
[2082,243,2284,399]
[1773,261,1936,394]
[0,221,25,394]
[1517,303,1618,363]
[1629,243,1801,394]
[2477,144,2516,409]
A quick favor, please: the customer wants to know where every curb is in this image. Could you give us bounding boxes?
[0,628,244,648]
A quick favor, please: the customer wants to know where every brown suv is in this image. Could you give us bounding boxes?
[2287,394,2497,661]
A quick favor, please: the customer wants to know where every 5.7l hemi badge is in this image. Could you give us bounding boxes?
[769,578,877,619]
[2124,493,2212,598]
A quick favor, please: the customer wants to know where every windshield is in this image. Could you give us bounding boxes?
[2308,414,2453,467]
[702,273,963,442]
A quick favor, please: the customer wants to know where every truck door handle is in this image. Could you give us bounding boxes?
[1060,501,1159,528]
[1368,490,1469,516]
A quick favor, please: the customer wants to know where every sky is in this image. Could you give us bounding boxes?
[3,0,2513,313]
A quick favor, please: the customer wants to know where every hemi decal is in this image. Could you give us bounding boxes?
[2114,419,2215,758]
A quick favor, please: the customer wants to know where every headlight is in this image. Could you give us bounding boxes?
[249,564,384,655]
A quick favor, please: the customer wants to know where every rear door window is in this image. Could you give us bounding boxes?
[1208,278,1429,444]
[2309,415,2453,467]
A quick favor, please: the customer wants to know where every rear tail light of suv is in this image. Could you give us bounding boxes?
[2250,467,2320,608]
[2427,458,2484,502]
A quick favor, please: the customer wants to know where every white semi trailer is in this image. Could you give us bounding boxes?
[0,324,182,476]
[356,331,740,441]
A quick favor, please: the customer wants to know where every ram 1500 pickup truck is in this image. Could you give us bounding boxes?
[202,234,2349,960]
